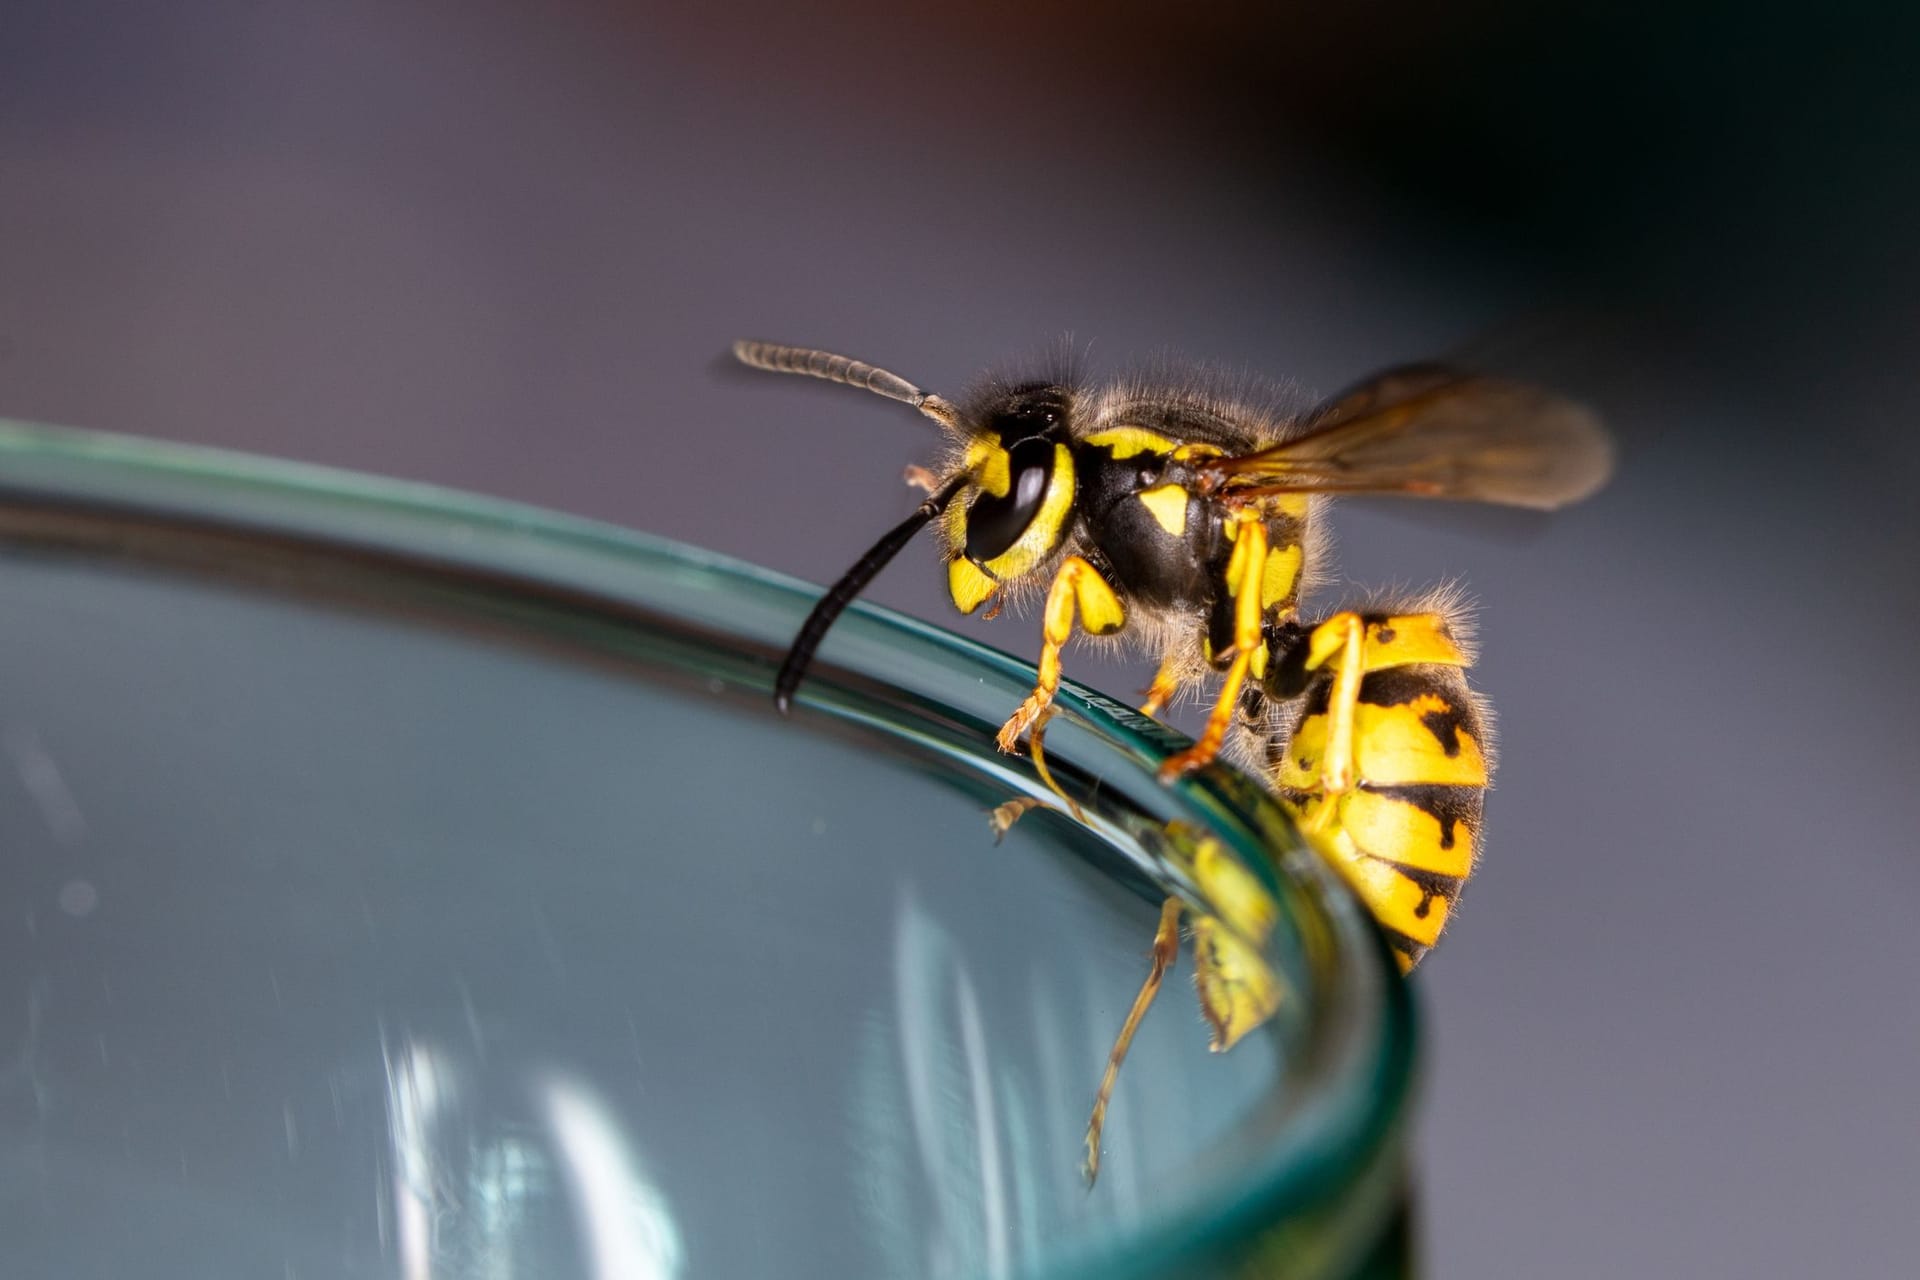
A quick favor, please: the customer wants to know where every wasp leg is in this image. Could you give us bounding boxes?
[1299,611,1367,830]
[1024,707,1087,822]
[1275,604,1491,971]
[1083,895,1184,1187]
[1186,836,1285,1051]
[987,796,1051,842]
[1160,516,1269,780]
[1191,917,1281,1052]
[1138,650,1184,718]
[985,707,1084,843]
[995,556,1126,754]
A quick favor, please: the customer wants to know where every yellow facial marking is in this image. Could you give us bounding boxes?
[946,444,1078,613]
[947,556,998,614]
[963,437,1010,497]
[980,443,1074,577]
[1136,484,1188,537]
[1260,543,1302,611]
[1083,428,1174,459]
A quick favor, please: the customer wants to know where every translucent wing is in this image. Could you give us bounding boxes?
[1201,364,1613,510]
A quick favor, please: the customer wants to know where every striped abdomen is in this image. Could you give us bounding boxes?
[1262,625,1491,971]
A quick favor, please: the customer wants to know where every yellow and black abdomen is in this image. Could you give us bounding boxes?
[1261,613,1492,971]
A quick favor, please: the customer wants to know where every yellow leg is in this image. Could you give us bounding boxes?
[984,709,1087,842]
[1138,651,1184,718]
[986,796,1049,842]
[1083,895,1185,1186]
[995,556,1126,754]
[1300,612,1366,834]
[1191,914,1285,1052]
[1025,707,1086,822]
[1160,517,1269,780]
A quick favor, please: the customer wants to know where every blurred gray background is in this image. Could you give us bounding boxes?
[2,2,1914,1275]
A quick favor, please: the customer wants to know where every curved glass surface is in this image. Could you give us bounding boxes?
[0,420,1413,1279]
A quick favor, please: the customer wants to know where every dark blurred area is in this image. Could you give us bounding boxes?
[2,2,1913,1276]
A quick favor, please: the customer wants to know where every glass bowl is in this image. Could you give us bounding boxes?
[0,420,1413,1278]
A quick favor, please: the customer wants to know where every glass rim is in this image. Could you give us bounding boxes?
[0,417,1416,1279]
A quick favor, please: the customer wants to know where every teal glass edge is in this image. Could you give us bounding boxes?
[0,419,1418,1279]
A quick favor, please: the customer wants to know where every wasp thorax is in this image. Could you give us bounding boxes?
[962,385,1073,564]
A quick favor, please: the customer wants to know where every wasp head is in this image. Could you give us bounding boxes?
[948,383,1078,612]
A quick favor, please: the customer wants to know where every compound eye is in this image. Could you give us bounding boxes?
[964,439,1056,563]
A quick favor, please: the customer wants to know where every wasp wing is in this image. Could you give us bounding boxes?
[1203,364,1613,510]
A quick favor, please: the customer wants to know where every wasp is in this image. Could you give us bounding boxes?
[732,338,1611,1181]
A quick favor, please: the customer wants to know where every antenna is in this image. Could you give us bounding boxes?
[732,340,962,431]
[773,473,968,713]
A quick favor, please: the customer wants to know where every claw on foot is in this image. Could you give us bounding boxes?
[1157,742,1216,781]
[995,694,1050,754]
[988,796,1050,842]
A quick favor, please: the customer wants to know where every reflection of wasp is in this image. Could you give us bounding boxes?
[733,339,1611,1180]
